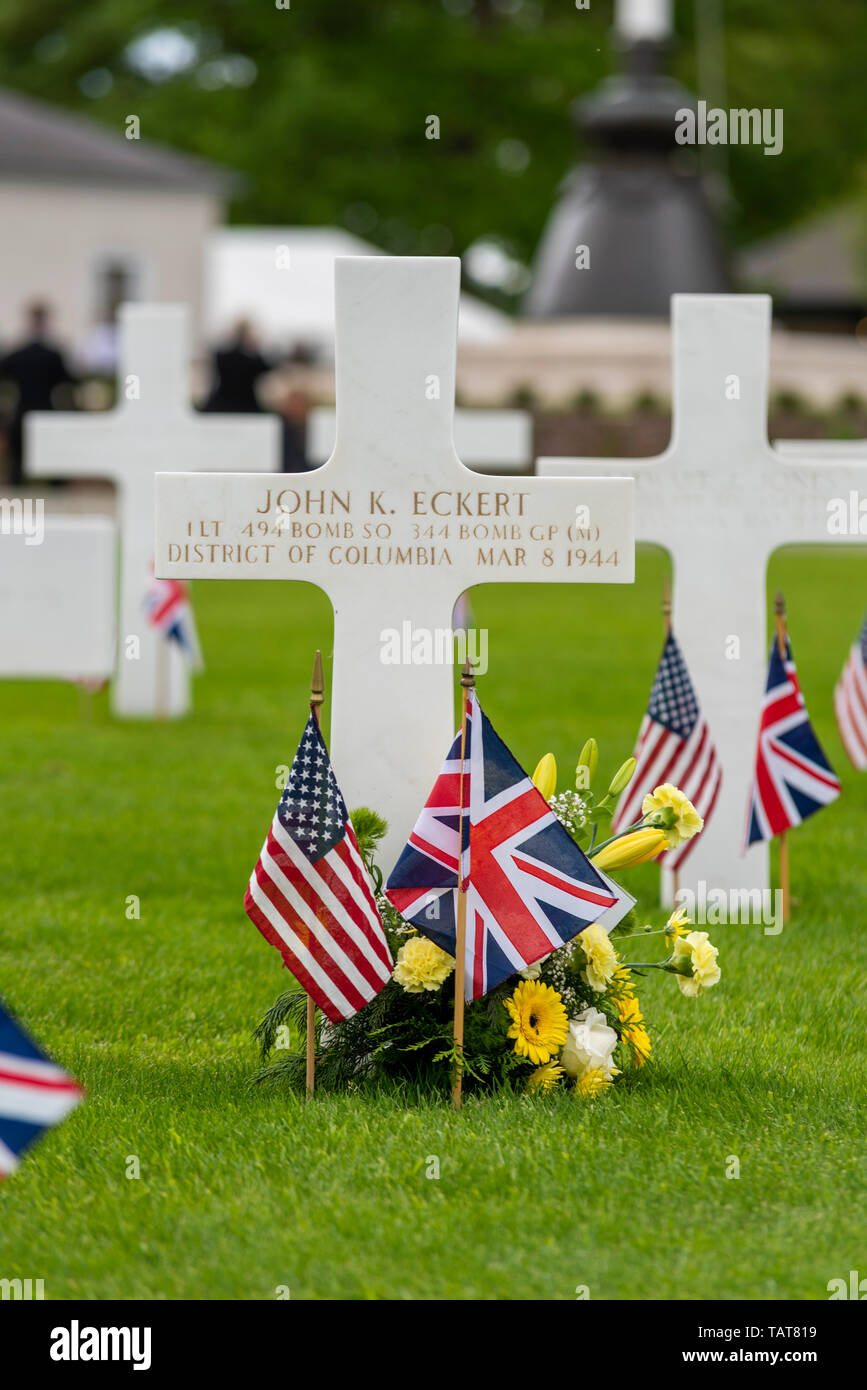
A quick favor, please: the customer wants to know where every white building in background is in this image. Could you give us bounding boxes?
[205,226,512,360]
[0,86,233,361]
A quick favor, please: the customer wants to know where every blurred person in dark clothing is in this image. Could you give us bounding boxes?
[279,387,317,472]
[201,317,272,413]
[1,302,76,486]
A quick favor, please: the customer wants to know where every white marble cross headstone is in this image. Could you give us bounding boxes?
[155,257,635,867]
[25,304,280,719]
[540,294,867,902]
[309,405,533,474]
[777,436,867,463]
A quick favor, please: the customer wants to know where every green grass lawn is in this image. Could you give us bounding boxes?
[1,545,865,1300]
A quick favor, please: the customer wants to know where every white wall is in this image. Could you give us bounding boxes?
[0,180,221,358]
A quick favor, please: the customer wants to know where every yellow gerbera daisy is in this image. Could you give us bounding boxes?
[504,980,568,1065]
[617,995,652,1066]
[575,1065,619,1099]
[526,1060,564,1094]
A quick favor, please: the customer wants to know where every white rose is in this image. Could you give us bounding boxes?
[560,1006,619,1079]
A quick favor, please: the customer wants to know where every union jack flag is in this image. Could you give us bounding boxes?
[746,635,841,846]
[611,631,721,871]
[244,714,393,1023]
[834,613,867,770]
[143,570,203,670]
[0,1000,83,1180]
[385,691,633,1001]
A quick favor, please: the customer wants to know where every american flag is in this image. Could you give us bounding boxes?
[834,614,867,770]
[143,571,203,670]
[385,691,633,1001]
[746,635,841,845]
[244,713,393,1023]
[611,631,721,871]
[0,1000,83,1180]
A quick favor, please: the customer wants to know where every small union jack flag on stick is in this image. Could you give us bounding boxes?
[143,568,203,671]
[0,999,83,1180]
[745,593,841,921]
[386,662,633,1108]
[834,612,867,770]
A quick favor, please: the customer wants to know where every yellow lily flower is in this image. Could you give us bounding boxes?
[575,738,598,789]
[590,827,667,871]
[532,753,557,800]
[607,756,637,798]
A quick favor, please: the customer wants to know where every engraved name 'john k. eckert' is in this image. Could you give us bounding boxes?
[253,487,533,516]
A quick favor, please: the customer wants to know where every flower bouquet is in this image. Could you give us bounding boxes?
[254,741,720,1100]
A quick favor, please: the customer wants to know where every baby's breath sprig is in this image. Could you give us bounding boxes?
[549,789,591,839]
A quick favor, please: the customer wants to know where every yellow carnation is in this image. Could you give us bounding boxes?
[641,783,704,848]
[392,935,455,993]
[670,930,721,997]
[577,923,619,993]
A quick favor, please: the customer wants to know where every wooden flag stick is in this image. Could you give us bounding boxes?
[774,593,790,924]
[452,658,475,1111]
[305,649,326,1098]
[662,575,679,899]
[78,682,94,725]
[155,636,170,722]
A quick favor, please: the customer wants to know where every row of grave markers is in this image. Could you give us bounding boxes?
[3,258,865,900]
[13,303,531,715]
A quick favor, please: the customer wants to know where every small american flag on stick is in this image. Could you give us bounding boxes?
[611,629,722,871]
[244,712,393,1023]
[834,613,867,770]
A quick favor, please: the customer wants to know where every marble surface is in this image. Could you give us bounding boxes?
[308,405,533,473]
[0,517,115,680]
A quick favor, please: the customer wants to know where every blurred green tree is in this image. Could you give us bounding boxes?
[0,0,864,297]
